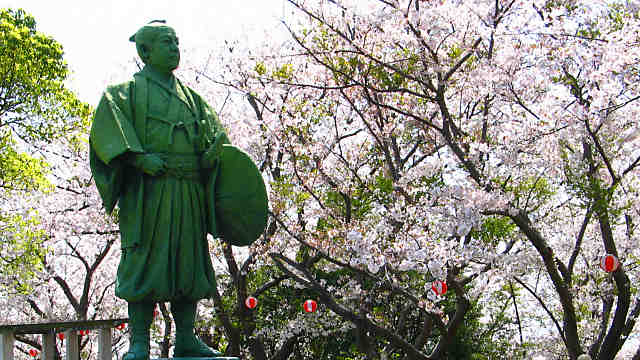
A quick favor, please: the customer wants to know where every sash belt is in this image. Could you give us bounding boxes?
[150,152,203,180]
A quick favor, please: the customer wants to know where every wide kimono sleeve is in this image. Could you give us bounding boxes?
[89,83,144,214]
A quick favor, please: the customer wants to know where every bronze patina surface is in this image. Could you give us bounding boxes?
[90,20,266,360]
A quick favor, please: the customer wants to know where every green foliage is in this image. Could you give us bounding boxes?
[470,216,517,246]
[270,173,311,209]
[447,45,464,59]
[272,63,294,81]
[254,62,267,76]
[606,2,633,31]
[559,142,625,216]
[576,27,602,41]
[0,130,52,191]
[0,212,47,293]
[0,8,90,291]
[499,175,555,210]
[310,26,336,53]
[322,171,394,222]
[0,8,91,190]
[365,62,406,90]
[557,2,630,41]
[542,0,578,14]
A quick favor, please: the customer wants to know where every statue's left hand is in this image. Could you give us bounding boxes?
[201,132,229,168]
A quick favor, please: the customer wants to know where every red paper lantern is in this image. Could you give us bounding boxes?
[303,299,317,313]
[57,333,65,340]
[78,329,90,336]
[245,296,258,309]
[153,309,159,318]
[600,254,620,272]
[431,280,447,296]
[28,349,38,357]
[116,323,126,330]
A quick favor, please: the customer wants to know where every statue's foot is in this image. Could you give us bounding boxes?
[123,341,150,360]
[122,348,149,360]
[122,352,149,360]
[174,335,222,357]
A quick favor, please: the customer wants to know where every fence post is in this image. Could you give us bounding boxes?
[64,330,79,360]
[97,328,112,360]
[41,332,55,360]
[0,330,14,360]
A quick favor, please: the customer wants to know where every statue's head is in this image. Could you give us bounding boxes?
[129,20,180,74]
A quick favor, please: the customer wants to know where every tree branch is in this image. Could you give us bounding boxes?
[513,276,567,348]
[270,252,432,360]
[568,205,592,278]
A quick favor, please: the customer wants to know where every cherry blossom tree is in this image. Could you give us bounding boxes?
[194,0,640,359]
[0,136,130,360]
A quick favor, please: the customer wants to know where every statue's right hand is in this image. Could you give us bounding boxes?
[136,154,166,176]
[125,153,166,176]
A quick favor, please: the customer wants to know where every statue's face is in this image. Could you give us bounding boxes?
[146,28,180,74]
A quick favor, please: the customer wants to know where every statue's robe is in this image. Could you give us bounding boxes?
[90,66,224,302]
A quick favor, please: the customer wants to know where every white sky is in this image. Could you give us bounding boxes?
[3,0,288,104]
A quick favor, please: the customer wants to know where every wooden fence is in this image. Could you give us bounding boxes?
[0,319,127,360]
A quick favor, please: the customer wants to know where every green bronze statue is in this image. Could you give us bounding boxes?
[90,20,267,360]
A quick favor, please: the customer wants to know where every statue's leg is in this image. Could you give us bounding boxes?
[171,301,222,357]
[123,302,153,360]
